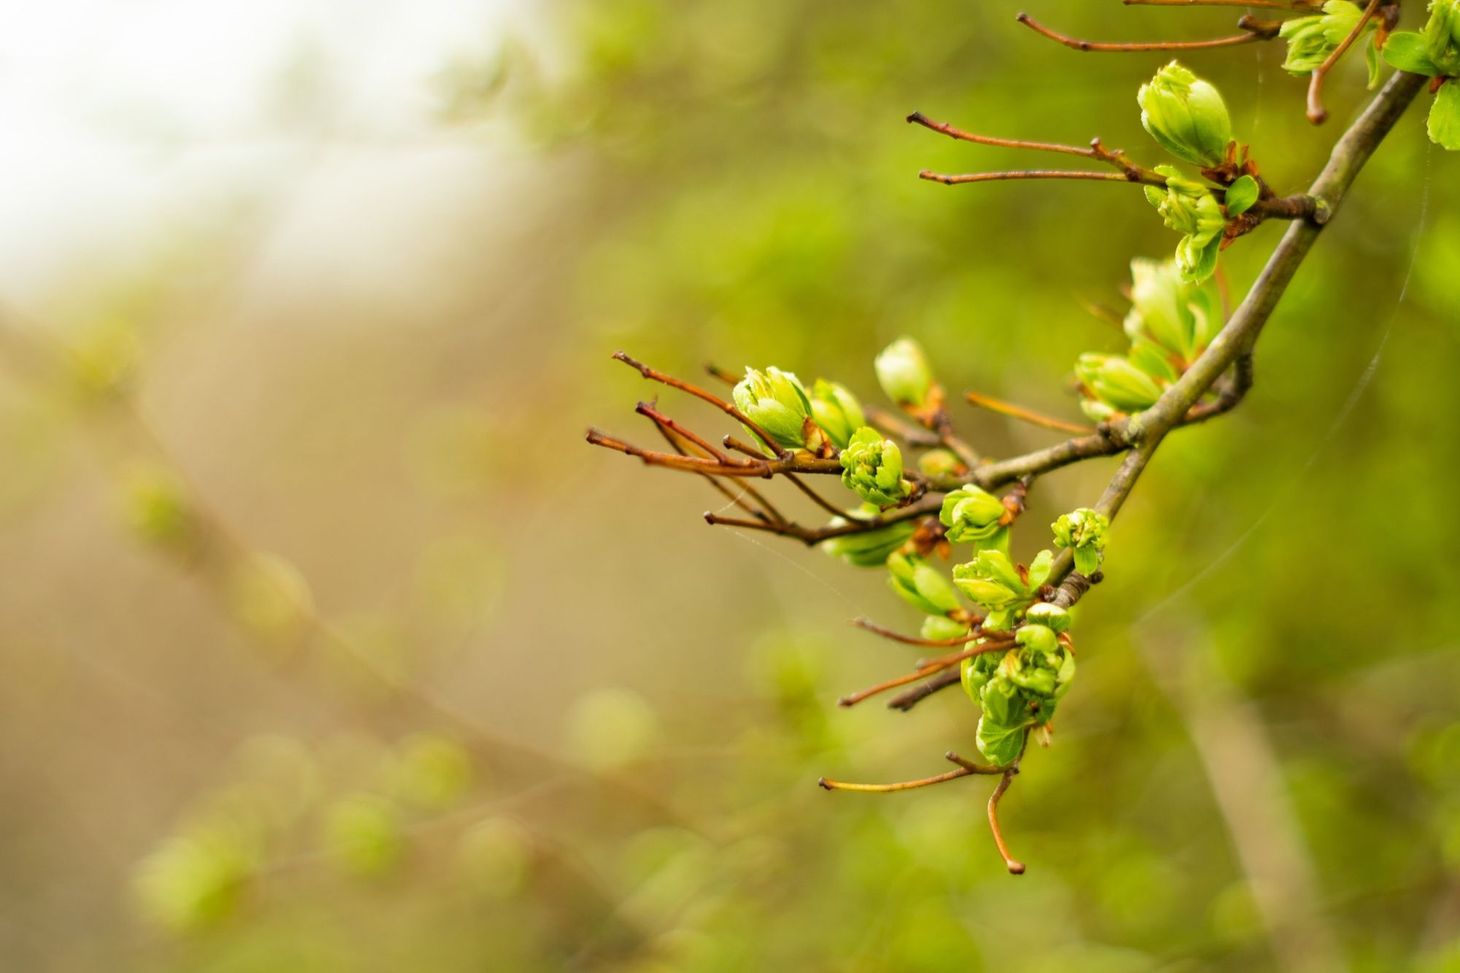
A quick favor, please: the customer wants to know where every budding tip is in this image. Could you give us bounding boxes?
[836,696,853,708]
[816,777,833,790]
[1006,860,1027,875]
[1307,107,1329,126]
[611,349,627,360]
[1015,11,1031,23]
[905,111,924,124]
[702,511,715,524]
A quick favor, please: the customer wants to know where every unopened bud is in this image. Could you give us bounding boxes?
[808,379,865,449]
[1137,61,1233,168]
[1075,353,1164,415]
[939,485,1008,549]
[886,551,962,616]
[1052,507,1110,577]
[874,337,934,409]
[1144,166,1226,282]
[821,517,915,567]
[839,427,913,509]
[732,366,818,452]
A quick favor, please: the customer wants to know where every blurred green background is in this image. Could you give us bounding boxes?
[2,1,1458,970]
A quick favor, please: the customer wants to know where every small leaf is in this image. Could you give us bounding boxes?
[1365,37,1382,89]
[1382,31,1440,76]
[1224,175,1259,217]
[1429,81,1460,150]
[1074,546,1102,577]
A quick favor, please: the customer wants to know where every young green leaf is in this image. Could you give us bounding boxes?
[1429,80,1460,151]
[1382,31,1441,76]
[1223,175,1260,218]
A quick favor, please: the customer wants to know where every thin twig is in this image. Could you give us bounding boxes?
[988,769,1026,874]
[1306,0,1382,125]
[1015,11,1277,52]
[887,669,963,711]
[853,616,983,648]
[818,750,1003,793]
[837,639,1013,707]
[965,390,1095,434]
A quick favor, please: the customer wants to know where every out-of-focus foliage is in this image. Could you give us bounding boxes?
[3,1,1460,971]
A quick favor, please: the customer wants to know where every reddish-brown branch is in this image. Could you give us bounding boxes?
[651,423,784,525]
[1306,0,1382,125]
[818,751,1004,793]
[837,639,1014,708]
[1015,11,1278,52]
[613,351,786,456]
[853,617,984,648]
[887,669,963,711]
[1125,0,1317,7]
[908,113,1162,185]
[636,401,746,467]
[919,168,1155,186]
[965,390,1096,434]
[989,769,1026,874]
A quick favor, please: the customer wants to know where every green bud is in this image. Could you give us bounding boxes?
[874,337,934,408]
[119,464,196,553]
[1025,602,1071,634]
[1144,166,1226,282]
[732,366,819,452]
[887,551,961,616]
[840,427,913,508]
[952,549,1027,610]
[1427,0,1460,73]
[922,615,970,642]
[1052,507,1110,577]
[939,485,1008,548]
[1280,2,1366,75]
[1126,258,1225,363]
[807,379,865,449]
[1137,61,1233,168]
[821,516,915,567]
[1075,352,1164,415]
[1015,622,1059,658]
[917,448,963,481]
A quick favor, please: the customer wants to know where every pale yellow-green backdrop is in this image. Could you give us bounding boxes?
[2,1,1458,971]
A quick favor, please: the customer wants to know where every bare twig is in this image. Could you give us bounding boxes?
[1306,0,1382,125]
[1015,11,1279,52]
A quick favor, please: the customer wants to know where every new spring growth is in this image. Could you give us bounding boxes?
[962,620,1075,765]
[953,549,1054,631]
[1052,508,1110,577]
[1137,62,1233,169]
[822,514,916,567]
[874,337,934,409]
[732,366,826,453]
[1381,1,1460,149]
[1125,257,1224,365]
[940,485,1009,552]
[840,427,913,508]
[1281,2,1378,84]
[808,379,865,449]
[1145,166,1227,282]
[1076,353,1164,421]
[887,551,962,616]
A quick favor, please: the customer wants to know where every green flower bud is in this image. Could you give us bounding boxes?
[1025,602,1071,633]
[808,379,865,450]
[939,485,1008,548]
[732,366,819,452]
[1125,257,1224,364]
[1052,507,1110,577]
[887,551,961,616]
[1280,2,1366,75]
[917,448,963,481]
[1075,352,1164,415]
[1015,622,1059,658]
[1144,166,1226,282]
[839,427,913,508]
[952,549,1026,609]
[821,516,915,567]
[1138,62,1233,168]
[1427,0,1460,73]
[874,337,934,408]
[922,615,970,642]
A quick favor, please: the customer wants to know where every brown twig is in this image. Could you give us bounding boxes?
[1015,11,1278,52]
[837,639,1013,708]
[965,390,1096,434]
[887,669,963,711]
[1306,0,1382,125]
[613,351,786,456]
[1125,0,1318,7]
[853,616,983,648]
[988,769,1026,874]
[908,112,1163,185]
[919,168,1160,186]
[818,750,1003,793]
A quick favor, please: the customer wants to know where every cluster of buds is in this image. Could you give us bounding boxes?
[1052,507,1110,578]
[1076,257,1225,422]
[939,485,1010,552]
[961,610,1075,766]
[1382,0,1460,150]
[1137,61,1232,168]
[840,428,914,508]
[1281,2,1381,85]
[732,366,829,454]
